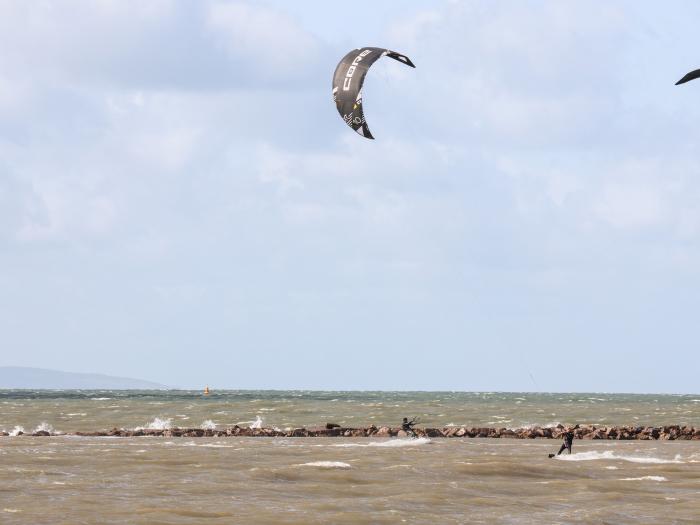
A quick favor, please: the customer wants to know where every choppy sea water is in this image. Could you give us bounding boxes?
[1,390,700,433]
[1,391,699,523]
[2,437,699,523]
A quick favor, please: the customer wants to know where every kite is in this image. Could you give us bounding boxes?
[676,69,700,85]
[332,47,415,139]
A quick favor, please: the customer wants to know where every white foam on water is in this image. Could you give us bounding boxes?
[3,509,21,513]
[34,422,54,434]
[331,437,432,448]
[200,420,217,430]
[620,476,667,482]
[138,417,172,430]
[556,450,684,464]
[605,466,618,470]
[9,426,24,436]
[91,398,110,401]
[66,413,87,417]
[297,461,351,469]
[249,416,263,429]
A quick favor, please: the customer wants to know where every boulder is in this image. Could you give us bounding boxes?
[375,426,392,437]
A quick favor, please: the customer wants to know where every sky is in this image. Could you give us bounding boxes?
[1,1,700,392]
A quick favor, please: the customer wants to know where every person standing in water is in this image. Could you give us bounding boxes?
[401,417,417,438]
[556,428,575,455]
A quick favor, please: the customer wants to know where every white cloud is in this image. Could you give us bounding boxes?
[593,183,666,230]
[2,1,700,390]
[206,1,319,78]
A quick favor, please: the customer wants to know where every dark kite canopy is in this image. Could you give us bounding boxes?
[676,68,700,85]
[332,47,415,139]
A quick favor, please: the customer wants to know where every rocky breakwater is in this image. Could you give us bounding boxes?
[2,423,700,439]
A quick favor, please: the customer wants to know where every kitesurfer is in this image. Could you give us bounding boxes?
[556,428,575,455]
[402,417,417,438]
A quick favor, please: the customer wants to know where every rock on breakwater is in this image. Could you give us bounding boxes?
[2,424,700,439]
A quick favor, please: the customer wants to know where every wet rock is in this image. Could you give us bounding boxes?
[326,423,340,429]
[375,426,391,437]
[14,424,699,440]
[33,430,50,436]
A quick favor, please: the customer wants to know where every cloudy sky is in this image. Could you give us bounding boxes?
[1,1,699,391]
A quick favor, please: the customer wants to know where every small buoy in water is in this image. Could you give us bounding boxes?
[204,386,210,395]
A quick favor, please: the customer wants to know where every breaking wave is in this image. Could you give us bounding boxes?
[9,426,24,436]
[249,416,263,429]
[332,437,432,448]
[298,461,351,469]
[620,476,667,482]
[555,451,684,464]
[200,420,217,430]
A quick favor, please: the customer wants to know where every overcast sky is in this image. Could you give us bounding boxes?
[1,1,699,392]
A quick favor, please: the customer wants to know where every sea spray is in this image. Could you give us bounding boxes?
[297,461,351,469]
[555,450,684,464]
[331,437,432,448]
[137,417,172,431]
[33,422,54,434]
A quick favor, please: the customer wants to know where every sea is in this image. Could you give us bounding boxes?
[1,390,699,524]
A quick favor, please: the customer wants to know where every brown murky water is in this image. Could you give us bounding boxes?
[1,391,699,523]
[1,437,699,524]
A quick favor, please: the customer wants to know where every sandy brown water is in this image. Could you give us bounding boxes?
[1,436,699,524]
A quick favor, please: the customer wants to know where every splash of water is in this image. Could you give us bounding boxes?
[556,450,684,464]
[33,422,54,434]
[138,417,172,430]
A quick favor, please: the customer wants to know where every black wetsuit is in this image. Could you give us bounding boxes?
[402,419,417,437]
[557,431,574,455]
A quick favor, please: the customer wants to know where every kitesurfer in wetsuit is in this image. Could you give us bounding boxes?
[557,429,575,455]
[402,417,417,438]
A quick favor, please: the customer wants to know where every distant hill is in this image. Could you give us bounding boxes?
[0,367,167,389]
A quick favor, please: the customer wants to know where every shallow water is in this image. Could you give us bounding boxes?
[1,390,699,433]
[1,437,699,524]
